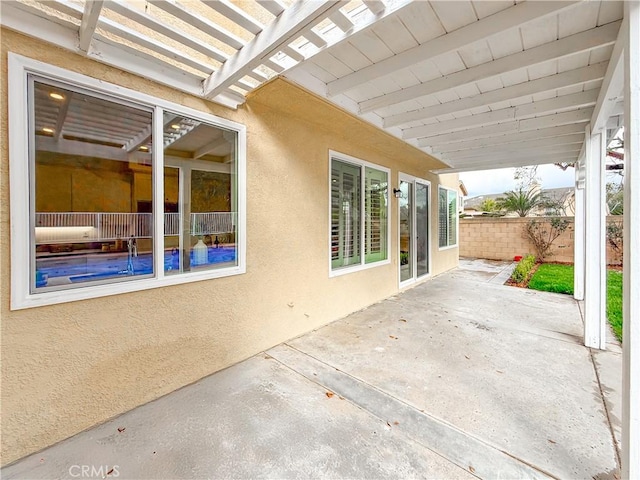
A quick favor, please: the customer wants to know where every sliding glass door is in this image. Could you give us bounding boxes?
[399,174,431,286]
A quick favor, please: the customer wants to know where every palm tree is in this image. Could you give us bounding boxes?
[497,187,542,217]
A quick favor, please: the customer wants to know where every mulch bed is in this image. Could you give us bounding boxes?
[504,263,541,289]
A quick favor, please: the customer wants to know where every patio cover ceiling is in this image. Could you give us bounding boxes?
[1,0,626,173]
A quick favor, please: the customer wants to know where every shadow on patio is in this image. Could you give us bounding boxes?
[2,260,621,479]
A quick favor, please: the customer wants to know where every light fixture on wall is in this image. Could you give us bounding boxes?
[393,188,402,198]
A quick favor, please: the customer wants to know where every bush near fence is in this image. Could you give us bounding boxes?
[459,216,623,265]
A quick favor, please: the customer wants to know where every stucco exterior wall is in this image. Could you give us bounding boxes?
[1,29,459,465]
[459,216,623,265]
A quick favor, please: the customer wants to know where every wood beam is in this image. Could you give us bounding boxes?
[79,0,104,53]
[202,0,264,35]
[105,0,229,63]
[259,0,286,17]
[444,144,582,164]
[152,0,245,50]
[440,134,585,160]
[432,123,587,154]
[362,1,385,15]
[329,10,354,33]
[329,1,580,96]
[359,21,621,113]
[591,17,627,133]
[384,62,607,128]
[432,155,578,173]
[403,92,597,140]
[203,0,343,99]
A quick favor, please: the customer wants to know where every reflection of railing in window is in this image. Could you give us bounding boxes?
[35,212,236,243]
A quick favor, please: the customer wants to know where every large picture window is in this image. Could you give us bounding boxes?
[9,55,246,309]
[330,153,389,275]
[438,186,458,248]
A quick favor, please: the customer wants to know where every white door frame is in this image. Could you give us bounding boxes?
[398,173,431,289]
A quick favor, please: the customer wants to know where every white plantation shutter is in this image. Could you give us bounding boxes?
[439,188,448,247]
[331,160,361,269]
[365,167,388,263]
[439,187,458,248]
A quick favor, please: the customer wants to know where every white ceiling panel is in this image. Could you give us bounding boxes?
[520,15,558,50]
[396,2,445,44]
[429,0,477,33]
[471,1,516,20]
[431,52,467,76]
[558,1,600,38]
[458,39,494,68]
[370,15,418,54]
[486,28,523,59]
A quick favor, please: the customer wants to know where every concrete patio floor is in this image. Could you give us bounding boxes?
[2,259,622,479]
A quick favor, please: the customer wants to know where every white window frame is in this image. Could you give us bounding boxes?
[438,185,458,250]
[8,53,246,310]
[328,151,391,277]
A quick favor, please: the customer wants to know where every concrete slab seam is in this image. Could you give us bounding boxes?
[268,343,558,480]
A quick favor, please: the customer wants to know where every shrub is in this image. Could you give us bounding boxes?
[524,217,570,260]
[511,254,536,284]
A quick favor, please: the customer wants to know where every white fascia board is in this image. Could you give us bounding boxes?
[328,0,581,96]
[359,21,621,114]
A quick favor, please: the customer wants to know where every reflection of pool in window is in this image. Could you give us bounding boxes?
[36,246,236,287]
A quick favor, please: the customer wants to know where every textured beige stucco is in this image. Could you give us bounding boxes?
[0,28,459,466]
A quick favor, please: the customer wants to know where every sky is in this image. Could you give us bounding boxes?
[459,164,576,198]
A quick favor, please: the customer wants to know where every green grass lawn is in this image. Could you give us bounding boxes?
[528,263,623,341]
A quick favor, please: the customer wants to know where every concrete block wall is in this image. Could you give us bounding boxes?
[459,216,623,265]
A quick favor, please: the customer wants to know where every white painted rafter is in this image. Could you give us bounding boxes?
[417,113,592,148]
[104,0,229,63]
[329,0,580,97]
[79,0,104,52]
[329,10,354,33]
[403,91,598,140]
[384,63,608,128]
[259,0,286,17]
[202,0,344,100]
[432,123,587,154]
[363,1,386,15]
[152,0,245,50]
[201,0,264,35]
[591,17,627,133]
[441,135,585,161]
[359,21,621,113]
[433,155,579,174]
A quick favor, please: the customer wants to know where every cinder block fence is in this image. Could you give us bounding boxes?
[459,216,623,265]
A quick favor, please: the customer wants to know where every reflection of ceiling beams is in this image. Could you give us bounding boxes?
[79,0,103,52]
[403,90,599,140]
[193,137,228,159]
[359,21,621,113]
[37,136,143,162]
[328,1,580,96]
[54,93,71,141]
[123,116,181,153]
[203,1,344,99]
[384,63,607,128]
